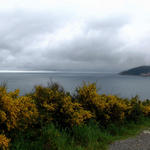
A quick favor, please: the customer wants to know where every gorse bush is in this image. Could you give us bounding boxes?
[0,86,38,149]
[33,84,92,127]
[0,134,10,150]
[1,82,150,149]
[75,83,130,124]
[0,87,38,131]
[60,95,92,126]
[75,83,150,124]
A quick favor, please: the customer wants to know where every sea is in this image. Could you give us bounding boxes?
[0,71,150,100]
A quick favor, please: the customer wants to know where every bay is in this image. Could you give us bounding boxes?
[0,71,150,100]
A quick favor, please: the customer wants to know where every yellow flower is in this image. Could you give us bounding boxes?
[0,87,38,131]
[0,134,10,150]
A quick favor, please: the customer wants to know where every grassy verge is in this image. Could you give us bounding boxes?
[11,117,150,150]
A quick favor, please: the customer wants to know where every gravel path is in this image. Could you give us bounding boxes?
[109,130,150,150]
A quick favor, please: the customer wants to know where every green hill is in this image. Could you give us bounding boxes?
[120,66,150,76]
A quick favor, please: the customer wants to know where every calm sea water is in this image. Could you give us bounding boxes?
[0,72,150,100]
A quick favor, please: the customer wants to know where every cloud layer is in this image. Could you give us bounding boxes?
[0,0,150,72]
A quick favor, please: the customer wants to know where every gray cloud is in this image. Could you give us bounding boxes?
[0,1,150,72]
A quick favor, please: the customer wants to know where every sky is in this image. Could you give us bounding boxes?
[0,0,150,72]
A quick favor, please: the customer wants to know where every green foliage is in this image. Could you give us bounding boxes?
[11,123,83,150]
[1,82,150,150]
[127,96,144,121]
[71,120,112,150]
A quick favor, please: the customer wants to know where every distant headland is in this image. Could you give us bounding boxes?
[119,66,150,76]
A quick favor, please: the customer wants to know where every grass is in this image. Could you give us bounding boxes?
[11,117,150,150]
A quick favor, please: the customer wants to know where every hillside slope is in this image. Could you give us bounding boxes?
[120,66,150,76]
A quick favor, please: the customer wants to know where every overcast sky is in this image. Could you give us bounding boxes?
[0,0,150,72]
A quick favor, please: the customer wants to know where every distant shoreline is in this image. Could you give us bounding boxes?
[120,66,150,76]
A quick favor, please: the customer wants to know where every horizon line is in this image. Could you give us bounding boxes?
[0,70,117,74]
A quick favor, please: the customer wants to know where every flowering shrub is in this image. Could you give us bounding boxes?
[60,96,92,126]
[15,96,39,129]
[0,86,38,131]
[33,85,65,123]
[100,95,131,123]
[76,82,101,113]
[126,96,144,121]
[33,84,92,126]
[76,83,132,123]
[0,134,10,150]
[0,82,150,149]
[142,100,150,116]
[142,106,150,116]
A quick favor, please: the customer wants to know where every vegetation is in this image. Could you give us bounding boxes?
[120,65,150,75]
[1,82,150,149]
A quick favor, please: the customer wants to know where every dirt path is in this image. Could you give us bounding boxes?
[109,130,150,150]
